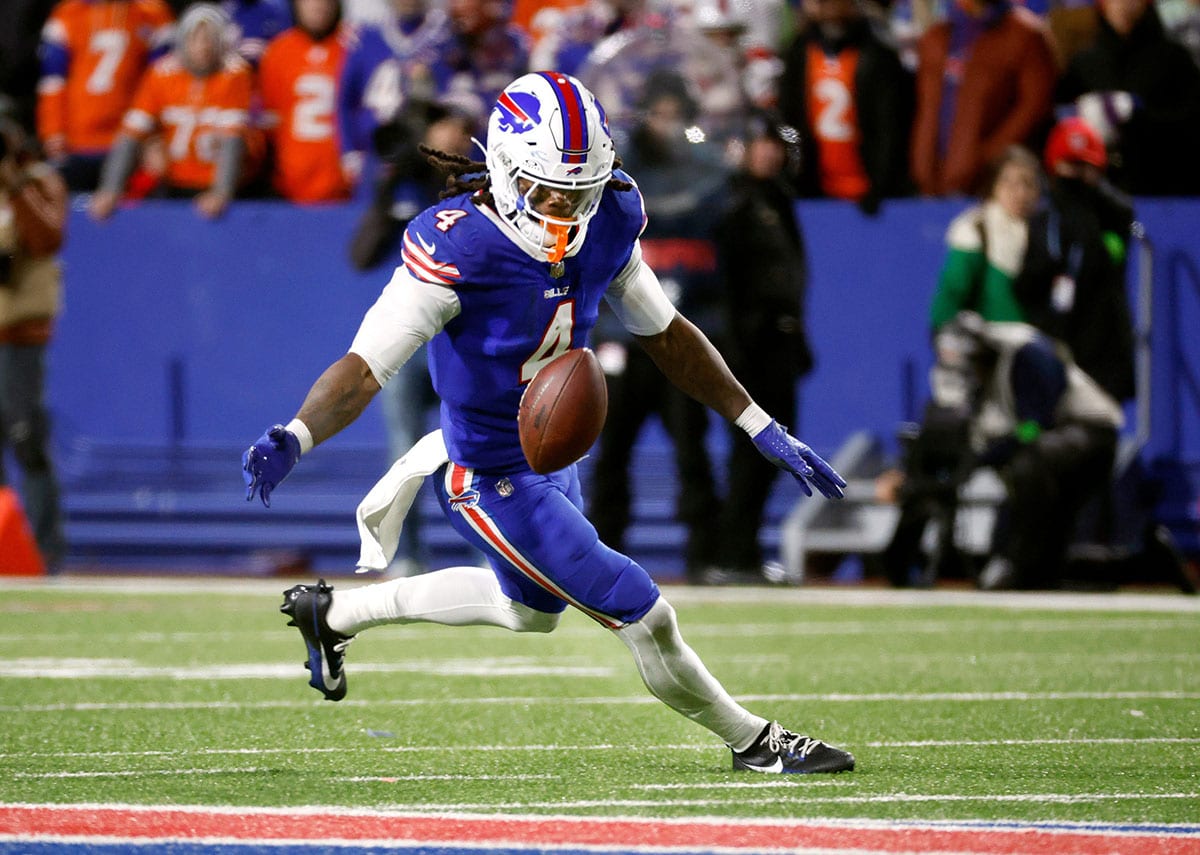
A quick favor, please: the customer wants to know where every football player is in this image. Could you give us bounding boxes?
[243,72,854,775]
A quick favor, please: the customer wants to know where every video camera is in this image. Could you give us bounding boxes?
[897,401,975,504]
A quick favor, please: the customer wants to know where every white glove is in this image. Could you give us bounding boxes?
[1076,91,1135,145]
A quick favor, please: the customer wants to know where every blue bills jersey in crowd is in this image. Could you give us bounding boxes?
[400,172,646,473]
[337,10,454,155]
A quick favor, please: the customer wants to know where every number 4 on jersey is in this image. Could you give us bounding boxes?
[521,301,575,383]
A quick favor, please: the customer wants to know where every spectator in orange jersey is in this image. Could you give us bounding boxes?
[910,0,1058,197]
[90,3,255,220]
[258,0,352,203]
[778,0,914,214]
[36,0,175,191]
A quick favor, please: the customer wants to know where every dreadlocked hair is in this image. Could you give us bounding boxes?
[418,144,634,207]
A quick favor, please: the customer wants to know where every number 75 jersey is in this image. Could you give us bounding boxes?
[121,52,253,191]
[403,177,646,473]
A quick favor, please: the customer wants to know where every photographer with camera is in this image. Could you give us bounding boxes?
[0,99,67,570]
[347,99,475,576]
[885,311,1124,591]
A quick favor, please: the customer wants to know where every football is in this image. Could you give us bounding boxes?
[518,348,608,474]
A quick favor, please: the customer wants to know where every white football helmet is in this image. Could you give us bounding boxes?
[484,71,616,262]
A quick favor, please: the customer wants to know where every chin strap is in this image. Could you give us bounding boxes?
[545,223,570,263]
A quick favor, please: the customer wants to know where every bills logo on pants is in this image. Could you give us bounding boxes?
[438,462,659,630]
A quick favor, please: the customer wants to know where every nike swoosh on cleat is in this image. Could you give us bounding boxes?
[740,757,784,773]
[319,653,342,691]
[416,233,437,255]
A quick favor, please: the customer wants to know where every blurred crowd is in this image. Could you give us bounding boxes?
[1,0,1198,584]
[0,0,1197,216]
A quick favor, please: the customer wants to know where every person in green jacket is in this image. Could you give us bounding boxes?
[929,145,1042,330]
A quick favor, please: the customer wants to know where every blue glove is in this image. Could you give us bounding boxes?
[242,424,301,507]
[751,420,846,499]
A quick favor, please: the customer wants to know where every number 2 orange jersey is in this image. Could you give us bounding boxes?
[805,44,870,202]
[37,0,175,154]
[122,53,254,191]
[258,24,352,203]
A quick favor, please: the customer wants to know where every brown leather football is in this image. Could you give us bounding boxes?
[518,348,608,474]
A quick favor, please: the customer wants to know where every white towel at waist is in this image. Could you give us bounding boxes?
[355,428,449,572]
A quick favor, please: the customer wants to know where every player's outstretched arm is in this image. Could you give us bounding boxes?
[243,353,381,506]
[634,314,752,422]
[294,353,383,445]
[635,315,845,500]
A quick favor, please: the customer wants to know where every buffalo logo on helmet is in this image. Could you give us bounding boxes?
[494,90,542,134]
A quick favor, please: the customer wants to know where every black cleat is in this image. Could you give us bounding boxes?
[280,579,354,701]
[732,721,855,774]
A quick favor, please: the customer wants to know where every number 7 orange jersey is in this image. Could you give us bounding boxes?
[258,24,352,203]
[37,0,175,154]
[121,53,254,191]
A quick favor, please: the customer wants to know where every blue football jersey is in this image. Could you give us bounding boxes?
[401,173,646,472]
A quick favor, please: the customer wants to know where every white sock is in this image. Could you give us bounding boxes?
[617,597,767,751]
[325,565,560,636]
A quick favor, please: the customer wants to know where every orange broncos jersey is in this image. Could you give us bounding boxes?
[805,43,870,202]
[258,25,352,203]
[37,0,175,153]
[122,54,254,191]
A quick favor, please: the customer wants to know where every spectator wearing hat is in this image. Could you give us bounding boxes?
[1014,116,1136,405]
[1056,0,1200,195]
[1006,115,1197,594]
[89,3,256,220]
[705,110,816,584]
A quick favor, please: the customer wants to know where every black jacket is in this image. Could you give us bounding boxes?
[1014,177,1136,403]
[1057,5,1200,195]
[714,174,813,377]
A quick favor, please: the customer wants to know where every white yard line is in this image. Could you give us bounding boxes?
[6,737,1197,761]
[336,774,561,782]
[0,616,1194,648]
[363,792,1200,811]
[0,659,615,679]
[12,768,267,779]
[4,576,1198,612]
[7,653,1197,681]
[5,690,1200,713]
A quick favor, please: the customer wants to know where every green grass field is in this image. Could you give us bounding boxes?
[2,578,1198,826]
